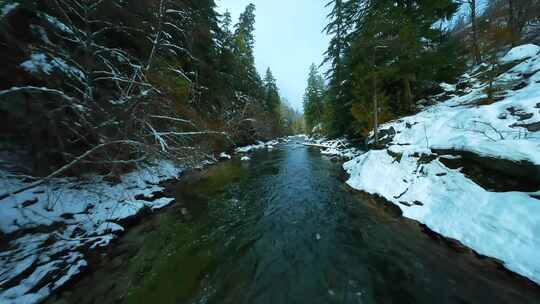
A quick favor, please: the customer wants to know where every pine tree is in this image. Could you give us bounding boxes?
[235,4,256,51]
[263,68,281,116]
[323,0,355,137]
[323,0,463,138]
[303,64,326,132]
[232,3,262,98]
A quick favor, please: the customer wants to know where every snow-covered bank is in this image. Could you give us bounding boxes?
[344,44,540,284]
[303,137,362,159]
[1,136,294,303]
[0,161,186,304]
[235,139,281,154]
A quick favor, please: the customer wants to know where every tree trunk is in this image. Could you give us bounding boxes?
[403,77,413,112]
[509,0,518,46]
[470,0,481,64]
[373,74,378,145]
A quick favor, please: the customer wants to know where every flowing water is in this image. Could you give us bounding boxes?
[48,139,540,304]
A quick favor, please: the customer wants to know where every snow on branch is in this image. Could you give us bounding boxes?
[149,115,195,126]
[0,86,78,105]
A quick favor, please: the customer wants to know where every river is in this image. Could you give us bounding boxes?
[47,139,540,304]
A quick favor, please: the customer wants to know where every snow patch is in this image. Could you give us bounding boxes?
[501,44,540,63]
[0,161,184,304]
[0,2,18,20]
[303,137,362,159]
[235,140,280,154]
[21,53,86,81]
[219,152,231,160]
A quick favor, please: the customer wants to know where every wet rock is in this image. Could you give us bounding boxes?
[414,153,437,165]
[399,201,413,207]
[329,156,340,162]
[387,150,403,163]
[507,107,534,121]
[413,200,424,206]
[22,198,38,207]
[425,83,445,96]
[511,81,528,91]
[511,121,540,132]
[406,122,418,129]
[419,224,472,254]
[497,112,508,120]
[518,113,534,121]
[456,80,471,91]
[417,98,436,107]
[523,70,540,79]
[435,91,456,101]
[60,213,75,220]
[372,127,396,148]
[433,148,540,192]
[455,90,469,97]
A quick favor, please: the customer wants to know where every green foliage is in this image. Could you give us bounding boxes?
[148,59,192,105]
[322,0,465,138]
[263,68,281,116]
[303,64,326,132]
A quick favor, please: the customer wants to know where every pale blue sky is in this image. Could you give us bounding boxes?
[216,0,330,111]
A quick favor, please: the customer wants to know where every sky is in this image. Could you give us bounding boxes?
[216,0,330,112]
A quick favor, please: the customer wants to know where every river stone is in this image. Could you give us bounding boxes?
[510,121,540,132]
[433,148,540,192]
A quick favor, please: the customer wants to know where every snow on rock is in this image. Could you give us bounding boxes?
[303,137,362,160]
[219,152,231,160]
[235,139,280,154]
[241,156,251,161]
[501,44,540,63]
[0,161,184,304]
[440,82,456,92]
[235,141,266,153]
[344,44,540,284]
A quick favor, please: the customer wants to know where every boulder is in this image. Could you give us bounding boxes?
[433,148,540,192]
[511,121,540,132]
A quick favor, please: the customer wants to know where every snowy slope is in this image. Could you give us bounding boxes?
[344,44,540,284]
[0,162,184,304]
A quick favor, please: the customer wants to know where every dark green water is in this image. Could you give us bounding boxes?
[48,139,540,304]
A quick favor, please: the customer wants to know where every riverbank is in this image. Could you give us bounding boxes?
[316,44,540,285]
[0,139,284,304]
[0,161,185,304]
[44,141,540,304]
